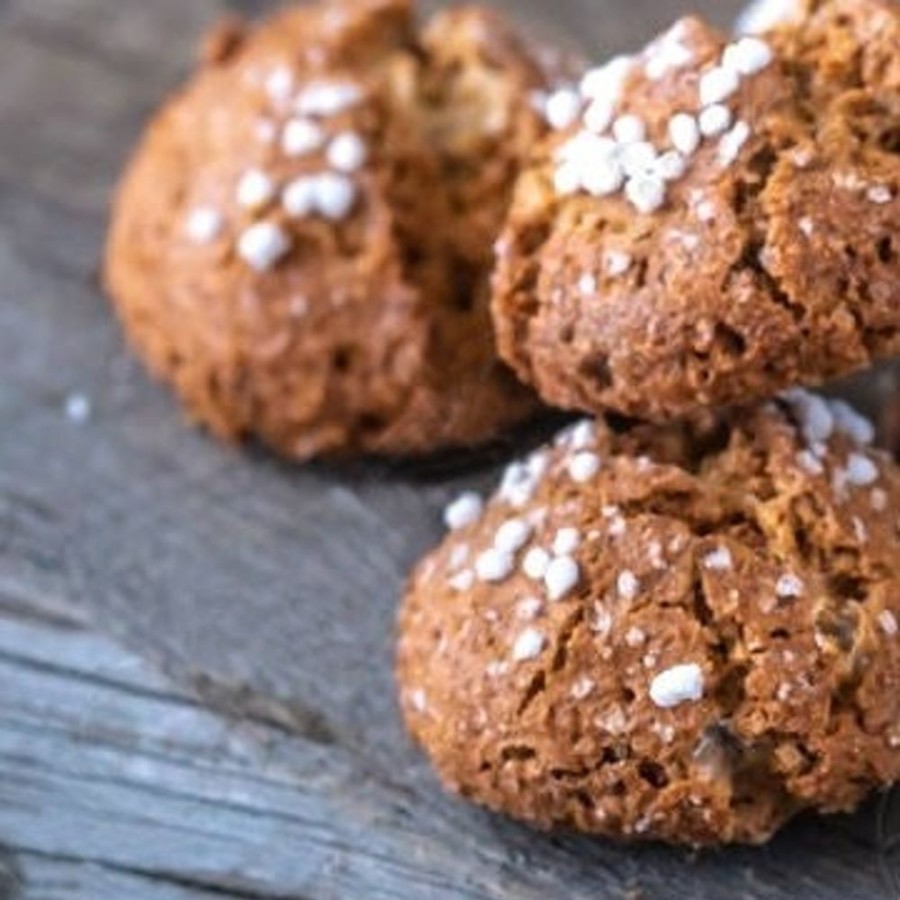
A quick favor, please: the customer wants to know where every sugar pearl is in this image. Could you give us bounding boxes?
[650,663,704,708]
[185,206,223,243]
[282,177,319,218]
[699,103,732,137]
[495,519,533,554]
[669,113,700,156]
[553,528,581,556]
[613,114,647,144]
[723,37,774,76]
[282,118,325,157]
[313,173,357,220]
[544,556,580,601]
[512,627,546,662]
[295,81,362,117]
[475,548,515,583]
[718,121,751,166]
[625,175,666,214]
[236,169,277,210]
[523,546,551,580]
[443,492,483,530]
[545,88,582,130]
[327,132,368,172]
[568,452,601,483]
[699,66,740,106]
[237,222,291,271]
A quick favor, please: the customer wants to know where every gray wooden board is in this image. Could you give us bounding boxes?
[1,0,899,897]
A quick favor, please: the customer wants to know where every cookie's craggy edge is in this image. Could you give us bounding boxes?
[397,398,900,845]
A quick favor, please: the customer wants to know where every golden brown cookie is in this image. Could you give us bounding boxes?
[491,0,900,424]
[397,393,900,845]
[105,0,566,459]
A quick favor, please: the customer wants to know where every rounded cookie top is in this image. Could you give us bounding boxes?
[397,393,900,845]
[105,0,562,460]
[491,0,900,423]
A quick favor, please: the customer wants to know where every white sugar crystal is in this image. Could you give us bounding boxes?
[584,98,615,134]
[798,217,814,237]
[313,173,357,220]
[845,453,879,487]
[669,113,700,156]
[578,273,598,295]
[718,121,751,166]
[606,251,632,276]
[495,518,533,554]
[617,570,640,600]
[443,491,483,530]
[236,169,277,209]
[237,222,291,271]
[699,104,733,137]
[409,688,427,713]
[475,548,515,583]
[829,400,875,446]
[554,161,582,196]
[185,206,223,243]
[64,392,91,425]
[650,663,704,708]
[448,569,475,592]
[880,610,898,637]
[782,389,834,445]
[499,459,541,508]
[512,627,546,662]
[282,177,319,218]
[582,156,625,197]
[655,150,687,182]
[553,527,581,556]
[613,114,647,144]
[568,419,596,450]
[625,175,666,213]
[327,132,368,172]
[645,23,695,81]
[545,87,582,130]
[295,80,362,117]
[517,596,544,620]
[722,37,774,77]
[735,0,802,35]
[523,546,551,580]
[568,451,601,483]
[580,56,633,104]
[282,118,325,156]
[776,573,803,598]
[868,185,893,205]
[704,546,733,571]
[620,141,659,178]
[544,555,580,601]
[571,676,596,699]
[265,67,295,103]
[699,66,740,107]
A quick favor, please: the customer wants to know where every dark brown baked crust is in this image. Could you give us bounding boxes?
[105,0,555,459]
[397,394,900,845]
[491,0,900,423]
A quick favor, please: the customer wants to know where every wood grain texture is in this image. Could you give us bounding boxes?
[0,0,898,897]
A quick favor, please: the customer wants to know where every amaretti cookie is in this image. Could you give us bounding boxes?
[397,393,900,845]
[491,0,900,424]
[105,0,566,459]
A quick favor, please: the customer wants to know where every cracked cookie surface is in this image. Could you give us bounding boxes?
[491,0,900,423]
[106,0,558,460]
[397,394,900,845]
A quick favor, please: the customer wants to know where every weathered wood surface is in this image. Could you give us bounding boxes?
[1,0,899,897]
